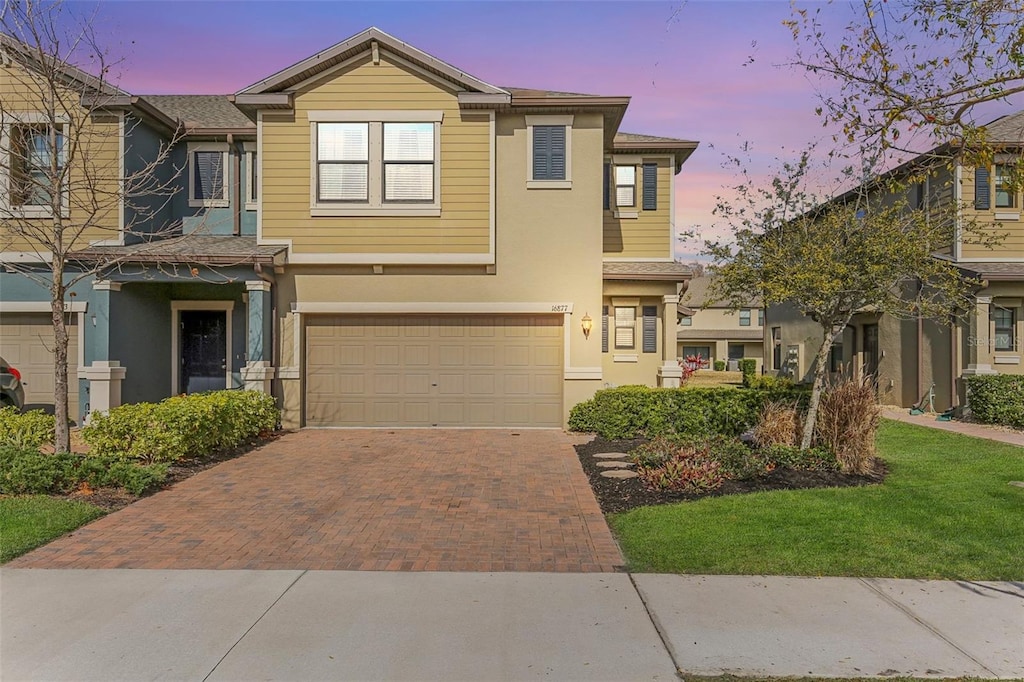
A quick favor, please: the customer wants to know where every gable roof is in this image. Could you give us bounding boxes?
[981,110,1024,146]
[238,27,508,96]
[0,33,128,98]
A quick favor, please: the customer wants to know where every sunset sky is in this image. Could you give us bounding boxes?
[86,0,1023,260]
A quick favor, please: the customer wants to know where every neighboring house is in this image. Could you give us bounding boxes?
[676,276,764,371]
[0,27,697,428]
[765,111,1024,411]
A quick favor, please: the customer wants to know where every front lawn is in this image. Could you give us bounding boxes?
[0,496,104,562]
[610,420,1024,579]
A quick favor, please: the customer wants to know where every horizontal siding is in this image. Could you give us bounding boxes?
[603,158,672,258]
[0,66,121,252]
[261,54,490,256]
[960,165,1024,260]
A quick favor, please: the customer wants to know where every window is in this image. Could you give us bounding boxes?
[245,150,258,209]
[7,123,65,214]
[527,115,572,188]
[995,164,1017,209]
[188,144,228,208]
[727,344,744,360]
[757,309,764,327]
[316,122,369,202]
[614,307,636,349]
[615,166,635,207]
[771,327,782,370]
[309,112,442,216]
[679,315,692,326]
[739,309,751,327]
[993,306,1015,352]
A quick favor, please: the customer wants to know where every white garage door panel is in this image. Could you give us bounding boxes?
[305,315,563,427]
[0,313,79,416]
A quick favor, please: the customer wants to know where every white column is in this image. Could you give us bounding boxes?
[963,295,997,376]
[79,361,126,422]
[657,294,683,388]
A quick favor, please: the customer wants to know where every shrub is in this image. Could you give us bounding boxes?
[568,385,810,439]
[745,375,796,390]
[739,359,757,386]
[84,390,279,464]
[0,445,167,495]
[0,407,56,450]
[752,401,801,448]
[760,444,839,471]
[635,445,725,493]
[814,378,879,474]
[713,438,770,480]
[965,375,1024,429]
[713,360,726,371]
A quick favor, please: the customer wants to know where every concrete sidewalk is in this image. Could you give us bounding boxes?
[2,570,1022,681]
[882,407,1024,447]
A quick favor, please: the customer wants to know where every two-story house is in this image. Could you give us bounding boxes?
[676,276,765,371]
[0,27,697,428]
[765,111,1024,411]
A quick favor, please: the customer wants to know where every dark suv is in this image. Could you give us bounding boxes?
[0,356,26,411]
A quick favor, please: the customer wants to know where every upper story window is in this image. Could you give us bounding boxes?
[739,309,751,327]
[1,117,68,218]
[188,143,229,208]
[615,166,636,207]
[757,309,764,327]
[993,306,1016,352]
[995,164,1017,209]
[526,115,572,189]
[308,111,442,216]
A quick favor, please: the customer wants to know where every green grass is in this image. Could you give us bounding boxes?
[610,420,1024,579]
[0,495,104,563]
[684,677,1000,682]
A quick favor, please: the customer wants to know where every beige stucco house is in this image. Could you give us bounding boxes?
[676,276,764,371]
[765,111,1024,411]
[2,27,700,427]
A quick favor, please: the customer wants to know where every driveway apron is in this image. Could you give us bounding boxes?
[9,429,622,572]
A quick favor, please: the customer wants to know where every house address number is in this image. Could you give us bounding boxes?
[551,304,570,312]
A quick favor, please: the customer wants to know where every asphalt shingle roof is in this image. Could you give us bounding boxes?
[140,95,253,129]
[982,110,1024,145]
[602,261,692,281]
[72,235,284,265]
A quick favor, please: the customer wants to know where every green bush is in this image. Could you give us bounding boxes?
[0,407,56,450]
[635,449,725,492]
[568,385,810,439]
[0,445,167,495]
[965,375,1024,429]
[745,375,796,390]
[739,359,757,386]
[84,390,279,464]
[713,360,726,371]
[761,444,839,472]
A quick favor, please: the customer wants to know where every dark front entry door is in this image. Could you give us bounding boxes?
[180,310,227,394]
[863,324,880,379]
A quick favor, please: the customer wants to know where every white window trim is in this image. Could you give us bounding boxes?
[188,142,229,209]
[0,113,71,219]
[615,164,637,208]
[308,110,442,217]
[244,150,257,211]
[526,114,573,189]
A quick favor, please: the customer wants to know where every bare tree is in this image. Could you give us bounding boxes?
[0,0,186,452]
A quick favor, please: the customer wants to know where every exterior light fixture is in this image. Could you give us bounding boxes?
[581,312,593,339]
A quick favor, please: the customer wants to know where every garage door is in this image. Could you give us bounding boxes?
[0,313,79,418]
[305,315,563,427]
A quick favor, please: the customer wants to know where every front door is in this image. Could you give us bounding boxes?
[180,310,227,394]
[863,324,880,379]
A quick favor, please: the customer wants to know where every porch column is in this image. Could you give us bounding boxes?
[242,280,275,393]
[963,295,997,376]
[657,294,683,388]
[83,280,126,420]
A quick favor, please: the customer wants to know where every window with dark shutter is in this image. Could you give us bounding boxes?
[533,125,566,180]
[603,163,610,210]
[642,306,658,353]
[642,163,657,210]
[975,166,991,210]
[601,306,609,353]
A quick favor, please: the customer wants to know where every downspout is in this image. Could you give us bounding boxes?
[950,315,959,408]
[917,281,924,405]
[228,133,241,236]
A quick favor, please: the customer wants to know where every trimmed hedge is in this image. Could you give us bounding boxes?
[739,359,757,386]
[965,375,1024,429]
[0,445,167,496]
[0,407,56,450]
[83,390,279,464]
[567,385,810,439]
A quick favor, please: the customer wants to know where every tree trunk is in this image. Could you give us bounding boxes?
[51,265,70,453]
[799,327,836,450]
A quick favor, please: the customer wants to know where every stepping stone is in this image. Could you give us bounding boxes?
[1010,481,1024,488]
[593,452,629,459]
[597,461,635,469]
[600,469,638,479]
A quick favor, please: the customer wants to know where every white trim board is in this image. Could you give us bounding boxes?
[0,301,87,313]
[293,301,574,314]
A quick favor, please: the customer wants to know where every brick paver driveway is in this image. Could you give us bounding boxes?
[11,430,622,572]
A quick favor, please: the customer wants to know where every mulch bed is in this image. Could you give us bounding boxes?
[61,431,287,512]
[575,436,887,515]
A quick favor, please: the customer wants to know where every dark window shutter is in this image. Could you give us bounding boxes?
[533,126,550,179]
[975,166,990,209]
[601,306,609,353]
[642,306,657,353]
[549,125,566,180]
[603,163,610,210]
[642,163,657,210]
